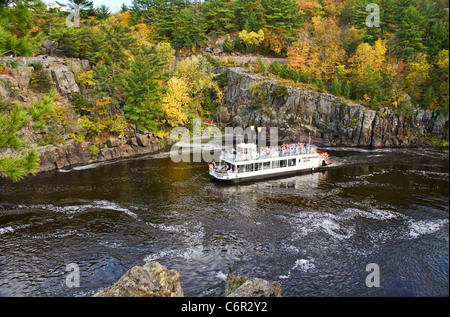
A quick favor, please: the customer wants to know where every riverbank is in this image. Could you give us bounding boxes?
[38,132,163,172]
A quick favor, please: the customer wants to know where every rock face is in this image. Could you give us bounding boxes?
[225,274,282,297]
[221,67,449,147]
[50,64,80,95]
[93,262,184,297]
[38,133,162,172]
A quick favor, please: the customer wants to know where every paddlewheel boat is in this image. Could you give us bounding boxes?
[209,143,331,183]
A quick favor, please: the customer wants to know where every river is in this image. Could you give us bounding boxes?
[0,145,448,297]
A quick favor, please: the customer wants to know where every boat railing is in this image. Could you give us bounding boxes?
[220,144,317,163]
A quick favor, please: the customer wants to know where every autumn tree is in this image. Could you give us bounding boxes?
[160,76,192,128]
[174,56,223,117]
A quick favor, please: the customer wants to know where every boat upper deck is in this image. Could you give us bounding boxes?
[220,143,318,164]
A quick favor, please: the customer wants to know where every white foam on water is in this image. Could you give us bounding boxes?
[408,218,449,239]
[144,245,204,263]
[279,258,315,279]
[285,211,355,241]
[146,220,205,246]
[0,226,14,235]
[293,259,315,272]
[343,207,406,221]
[28,200,139,219]
[216,271,228,281]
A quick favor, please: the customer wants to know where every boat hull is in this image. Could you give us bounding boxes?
[210,165,328,184]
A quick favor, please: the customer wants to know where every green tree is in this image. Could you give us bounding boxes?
[223,36,234,52]
[330,77,342,96]
[0,93,55,182]
[172,6,207,50]
[0,0,43,57]
[395,4,425,56]
[234,0,264,32]
[97,19,137,97]
[132,0,187,40]
[422,86,435,108]
[261,0,303,35]
[122,46,168,131]
[203,0,236,35]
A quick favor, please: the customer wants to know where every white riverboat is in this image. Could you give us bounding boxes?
[209,143,331,183]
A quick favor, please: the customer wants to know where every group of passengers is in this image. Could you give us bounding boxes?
[209,160,236,174]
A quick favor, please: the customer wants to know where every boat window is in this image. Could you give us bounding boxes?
[280,160,288,168]
[288,159,296,166]
[263,162,271,170]
[273,160,280,168]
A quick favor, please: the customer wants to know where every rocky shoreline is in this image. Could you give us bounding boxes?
[38,132,162,172]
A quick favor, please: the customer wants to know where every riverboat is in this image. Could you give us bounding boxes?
[209,143,331,183]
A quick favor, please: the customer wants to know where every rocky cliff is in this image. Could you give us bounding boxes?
[220,67,449,147]
[1,56,162,173]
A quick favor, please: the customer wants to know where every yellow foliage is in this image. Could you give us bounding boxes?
[160,77,191,127]
[75,70,95,87]
[239,29,265,47]
[349,38,387,77]
[132,23,156,47]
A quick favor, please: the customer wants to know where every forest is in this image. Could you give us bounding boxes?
[0,0,449,181]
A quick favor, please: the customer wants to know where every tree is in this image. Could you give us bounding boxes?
[155,42,176,72]
[330,77,342,96]
[395,4,425,56]
[97,19,137,97]
[0,1,42,57]
[174,56,223,116]
[261,0,303,35]
[132,0,187,41]
[223,36,234,52]
[234,0,264,32]
[160,76,192,127]
[122,46,168,131]
[422,86,436,108]
[1,93,55,182]
[95,5,111,20]
[203,0,236,35]
[172,6,207,50]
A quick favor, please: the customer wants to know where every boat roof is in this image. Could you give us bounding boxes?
[237,143,256,148]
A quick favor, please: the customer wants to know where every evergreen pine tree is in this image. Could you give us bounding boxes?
[330,77,342,96]
[234,0,264,32]
[172,6,207,50]
[1,94,55,182]
[422,86,435,108]
[123,46,168,131]
[203,0,236,35]
[395,3,426,56]
[261,0,303,35]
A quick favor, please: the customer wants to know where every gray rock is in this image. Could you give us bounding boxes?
[93,262,184,297]
[225,274,282,297]
[106,138,120,148]
[50,64,80,95]
[221,67,449,147]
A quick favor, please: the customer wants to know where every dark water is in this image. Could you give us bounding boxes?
[0,146,448,297]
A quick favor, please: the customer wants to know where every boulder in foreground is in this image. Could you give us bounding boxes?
[93,262,184,297]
